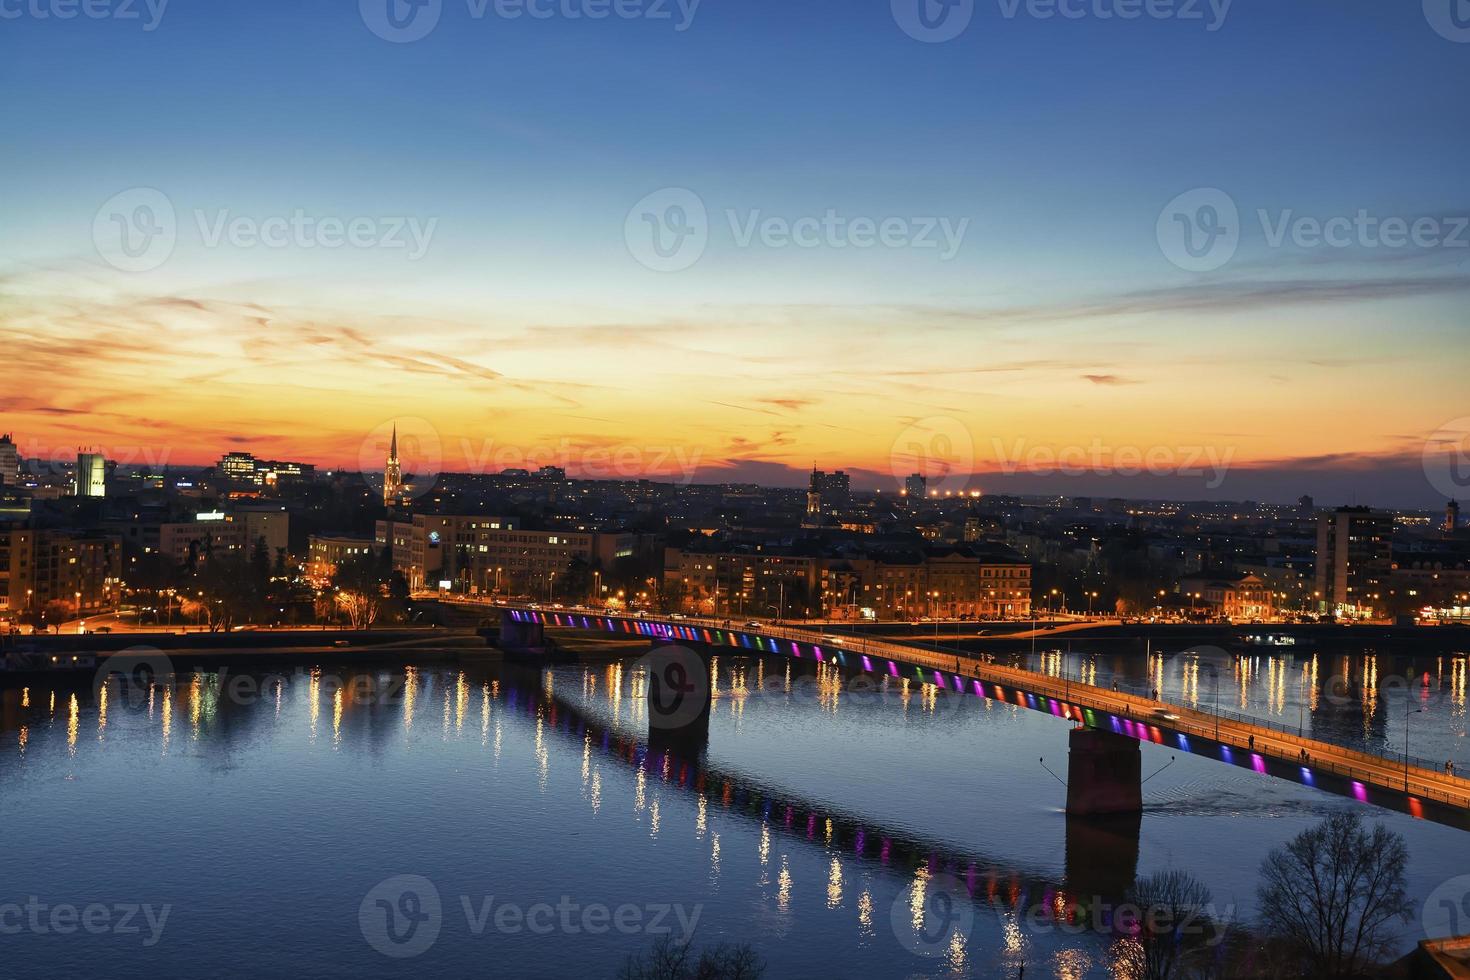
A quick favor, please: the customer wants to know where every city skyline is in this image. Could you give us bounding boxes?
[0,415,1465,509]
[3,2,1468,508]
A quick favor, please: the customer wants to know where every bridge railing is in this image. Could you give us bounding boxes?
[687,615,1470,808]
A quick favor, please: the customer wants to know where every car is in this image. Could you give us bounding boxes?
[743,621,762,629]
[1151,709,1181,722]
[820,634,842,644]
[668,613,686,620]
[93,626,113,634]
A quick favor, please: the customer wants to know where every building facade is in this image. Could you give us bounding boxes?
[306,535,377,582]
[74,452,106,497]
[1314,506,1394,617]
[0,433,19,486]
[664,546,1032,620]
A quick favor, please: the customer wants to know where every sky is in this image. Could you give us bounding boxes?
[1,0,1467,506]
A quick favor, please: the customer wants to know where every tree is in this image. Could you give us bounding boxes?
[193,551,260,632]
[1115,870,1221,980]
[619,937,764,980]
[1256,812,1412,978]
[22,599,72,634]
[554,558,594,603]
[333,552,387,629]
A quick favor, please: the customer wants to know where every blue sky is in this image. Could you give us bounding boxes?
[1,0,1468,505]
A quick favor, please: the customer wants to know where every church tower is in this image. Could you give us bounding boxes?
[806,464,823,519]
[383,425,403,506]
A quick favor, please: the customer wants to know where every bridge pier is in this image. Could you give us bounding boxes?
[1066,727,1142,817]
[497,612,547,654]
[644,643,713,753]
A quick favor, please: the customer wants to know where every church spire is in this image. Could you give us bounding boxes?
[383,424,403,506]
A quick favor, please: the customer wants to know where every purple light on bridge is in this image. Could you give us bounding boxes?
[888,661,899,677]
[1300,767,1313,785]
[972,680,984,697]
[1352,781,1368,802]
[1251,753,1266,773]
[933,670,945,687]
[952,675,963,692]
[862,655,873,672]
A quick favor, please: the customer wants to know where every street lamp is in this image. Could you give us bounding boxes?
[1405,698,1424,792]
[1201,660,1222,740]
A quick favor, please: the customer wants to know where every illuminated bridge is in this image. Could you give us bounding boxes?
[497,606,1470,831]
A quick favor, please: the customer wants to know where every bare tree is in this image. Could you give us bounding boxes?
[619,936,764,980]
[1256,811,1413,978]
[1114,870,1222,980]
[332,553,386,629]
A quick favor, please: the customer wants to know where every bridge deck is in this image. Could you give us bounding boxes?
[503,607,1470,819]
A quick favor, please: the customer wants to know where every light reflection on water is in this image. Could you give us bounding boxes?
[0,650,1465,978]
[984,644,1469,768]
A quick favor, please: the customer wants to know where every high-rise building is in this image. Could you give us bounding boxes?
[383,425,403,506]
[904,472,927,501]
[1314,506,1394,617]
[1448,500,1461,535]
[219,451,259,482]
[0,433,18,486]
[74,451,106,497]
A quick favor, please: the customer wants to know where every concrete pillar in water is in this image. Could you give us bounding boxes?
[1066,727,1142,817]
[497,611,546,652]
[644,643,712,751]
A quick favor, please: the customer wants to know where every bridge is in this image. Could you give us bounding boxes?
[496,607,1470,831]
